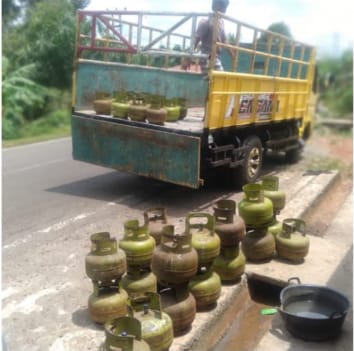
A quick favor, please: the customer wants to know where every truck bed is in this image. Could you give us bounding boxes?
[75,107,206,134]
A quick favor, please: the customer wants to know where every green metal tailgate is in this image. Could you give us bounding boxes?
[71,115,202,188]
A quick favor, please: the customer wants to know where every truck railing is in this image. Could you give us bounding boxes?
[75,10,209,63]
[211,12,315,79]
[75,10,315,80]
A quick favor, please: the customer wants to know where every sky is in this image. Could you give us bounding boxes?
[85,0,353,58]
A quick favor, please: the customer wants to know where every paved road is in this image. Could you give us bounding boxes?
[2,137,183,242]
[3,137,247,244]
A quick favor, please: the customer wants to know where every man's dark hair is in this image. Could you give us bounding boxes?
[212,0,229,12]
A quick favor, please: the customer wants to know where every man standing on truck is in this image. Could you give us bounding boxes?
[194,0,229,74]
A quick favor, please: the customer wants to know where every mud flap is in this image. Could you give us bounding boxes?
[71,115,201,188]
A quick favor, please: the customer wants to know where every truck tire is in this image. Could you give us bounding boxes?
[286,147,301,163]
[234,136,263,186]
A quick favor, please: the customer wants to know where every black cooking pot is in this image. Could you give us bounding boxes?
[279,283,350,341]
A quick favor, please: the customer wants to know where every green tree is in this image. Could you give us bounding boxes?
[259,22,293,43]
[2,0,22,31]
[24,0,76,88]
[267,22,292,38]
[2,56,46,139]
[71,0,91,11]
[318,50,353,116]
[3,0,90,89]
[2,0,92,140]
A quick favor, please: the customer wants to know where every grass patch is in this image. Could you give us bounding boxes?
[304,155,352,179]
[2,109,71,148]
[313,123,353,139]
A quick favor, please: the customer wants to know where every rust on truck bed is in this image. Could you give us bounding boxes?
[71,114,202,188]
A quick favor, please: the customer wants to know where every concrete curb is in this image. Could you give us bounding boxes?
[279,169,340,220]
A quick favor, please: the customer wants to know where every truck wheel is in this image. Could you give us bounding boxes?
[234,136,263,186]
[286,147,301,163]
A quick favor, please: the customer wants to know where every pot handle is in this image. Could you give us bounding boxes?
[330,311,345,319]
[287,277,301,285]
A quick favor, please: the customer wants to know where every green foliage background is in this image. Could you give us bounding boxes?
[2,0,88,140]
[2,2,353,142]
[317,51,353,117]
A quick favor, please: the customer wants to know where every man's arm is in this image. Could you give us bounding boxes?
[194,35,201,50]
[194,19,207,51]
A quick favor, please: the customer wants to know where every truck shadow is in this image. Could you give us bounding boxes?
[45,169,237,218]
[45,153,292,219]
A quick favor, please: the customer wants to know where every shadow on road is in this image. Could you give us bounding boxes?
[45,169,238,218]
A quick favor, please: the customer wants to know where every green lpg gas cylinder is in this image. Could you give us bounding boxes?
[85,232,127,284]
[119,219,156,269]
[213,199,246,246]
[145,107,167,125]
[104,316,151,351]
[143,207,168,245]
[187,212,221,266]
[88,282,129,324]
[164,99,181,122]
[212,246,246,282]
[268,218,283,237]
[112,90,129,118]
[188,266,221,309]
[177,98,188,119]
[120,267,157,303]
[276,218,310,262]
[145,95,167,125]
[160,285,196,335]
[93,91,112,115]
[128,95,147,121]
[112,101,129,118]
[151,225,198,286]
[238,184,273,229]
[241,228,275,262]
[131,292,174,351]
[261,175,286,215]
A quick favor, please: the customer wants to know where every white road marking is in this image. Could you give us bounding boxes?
[2,137,71,152]
[48,330,102,351]
[1,287,19,300]
[2,282,73,319]
[38,213,95,233]
[3,198,124,250]
[3,234,33,250]
[3,158,70,175]
[3,213,93,250]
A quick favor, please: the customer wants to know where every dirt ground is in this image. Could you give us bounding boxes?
[298,127,353,236]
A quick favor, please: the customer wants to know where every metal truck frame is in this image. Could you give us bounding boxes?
[71,10,316,188]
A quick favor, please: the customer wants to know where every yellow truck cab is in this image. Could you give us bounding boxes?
[71,10,316,188]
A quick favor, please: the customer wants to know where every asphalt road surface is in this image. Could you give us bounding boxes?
[2,138,201,241]
[2,137,243,243]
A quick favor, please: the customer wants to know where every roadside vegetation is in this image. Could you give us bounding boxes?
[2,0,88,146]
[2,1,353,147]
